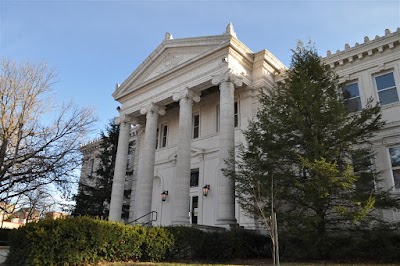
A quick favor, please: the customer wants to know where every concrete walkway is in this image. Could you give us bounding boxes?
[0,246,9,265]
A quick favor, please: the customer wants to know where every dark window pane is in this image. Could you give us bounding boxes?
[345,97,362,112]
[393,169,400,189]
[376,73,396,91]
[378,88,399,105]
[193,114,199,139]
[156,128,159,149]
[162,125,168,148]
[190,169,199,187]
[90,159,95,176]
[389,146,400,167]
[234,101,239,127]
[344,83,360,97]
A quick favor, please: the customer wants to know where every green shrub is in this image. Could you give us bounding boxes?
[165,226,271,262]
[7,217,173,266]
[142,226,174,262]
[280,227,400,262]
[165,226,206,260]
[0,228,11,246]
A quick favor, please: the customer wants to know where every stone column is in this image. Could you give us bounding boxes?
[172,88,201,225]
[133,103,165,224]
[109,115,132,221]
[128,123,142,223]
[212,69,243,226]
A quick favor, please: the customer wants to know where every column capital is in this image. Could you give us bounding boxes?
[172,87,201,103]
[211,69,243,87]
[114,114,137,125]
[140,103,166,116]
[131,124,143,135]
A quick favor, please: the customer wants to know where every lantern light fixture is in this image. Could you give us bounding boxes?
[161,190,168,201]
[202,185,210,196]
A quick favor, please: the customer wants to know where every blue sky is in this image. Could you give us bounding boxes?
[1,0,399,137]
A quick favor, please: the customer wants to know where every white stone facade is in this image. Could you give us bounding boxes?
[324,28,400,222]
[105,25,400,227]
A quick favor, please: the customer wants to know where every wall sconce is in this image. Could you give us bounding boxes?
[161,190,168,202]
[202,185,210,196]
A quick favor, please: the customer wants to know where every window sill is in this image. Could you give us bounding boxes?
[380,101,400,110]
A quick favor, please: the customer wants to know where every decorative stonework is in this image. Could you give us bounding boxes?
[165,32,173,40]
[140,102,166,116]
[172,87,201,103]
[224,22,237,38]
[211,69,243,87]
[156,53,184,75]
[114,114,138,125]
[324,28,400,69]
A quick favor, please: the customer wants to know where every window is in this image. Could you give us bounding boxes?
[89,159,95,176]
[375,72,399,105]
[156,127,159,149]
[193,114,200,139]
[126,141,135,175]
[343,82,362,112]
[216,104,220,133]
[190,168,199,187]
[156,125,168,149]
[389,146,400,189]
[161,124,168,148]
[234,101,239,127]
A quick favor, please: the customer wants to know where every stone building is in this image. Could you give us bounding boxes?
[84,24,400,228]
[79,136,136,221]
[324,29,400,222]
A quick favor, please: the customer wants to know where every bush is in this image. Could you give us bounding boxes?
[7,217,173,266]
[280,226,400,262]
[0,228,11,246]
[165,226,271,262]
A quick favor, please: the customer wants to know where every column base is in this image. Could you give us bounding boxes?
[172,218,191,226]
[215,218,238,228]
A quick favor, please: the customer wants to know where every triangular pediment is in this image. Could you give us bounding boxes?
[113,35,232,100]
[136,46,214,84]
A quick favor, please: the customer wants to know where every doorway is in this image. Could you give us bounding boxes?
[190,196,198,224]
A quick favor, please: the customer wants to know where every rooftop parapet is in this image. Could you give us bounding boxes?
[324,28,400,69]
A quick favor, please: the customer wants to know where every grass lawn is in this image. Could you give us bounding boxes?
[97,260,398,266]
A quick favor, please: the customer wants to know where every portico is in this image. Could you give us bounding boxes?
[109,23,285,228]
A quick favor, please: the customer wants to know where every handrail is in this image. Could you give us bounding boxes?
[126,211,157,226]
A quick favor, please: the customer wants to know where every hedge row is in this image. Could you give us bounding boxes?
[165,226,271,261]
[7,217,173,266]
[280,227,400,262]
[0,228,11,246]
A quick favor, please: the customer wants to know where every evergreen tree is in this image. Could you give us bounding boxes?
[73,121,124,218]
[225,42,400,258]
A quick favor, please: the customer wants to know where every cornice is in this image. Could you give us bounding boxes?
[122,65,226,115]
[323,28,400,69]
[80,138,101,152]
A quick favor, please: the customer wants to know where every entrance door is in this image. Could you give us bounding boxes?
[191,196,198,224]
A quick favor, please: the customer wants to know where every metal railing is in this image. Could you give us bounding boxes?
[126,211,157,226]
